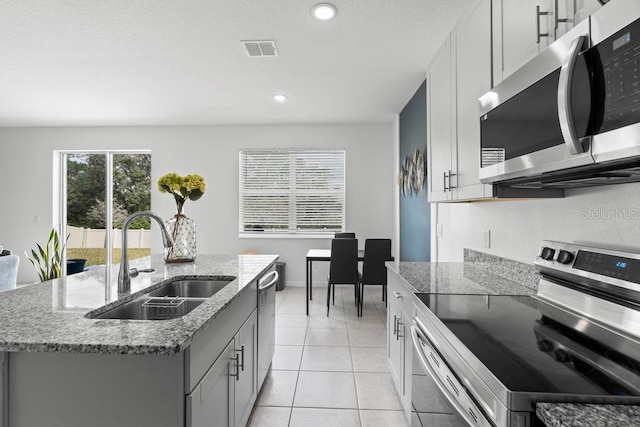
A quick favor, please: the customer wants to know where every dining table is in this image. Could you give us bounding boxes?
[305,248,393,315]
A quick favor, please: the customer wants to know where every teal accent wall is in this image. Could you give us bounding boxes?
[399,80,430,261]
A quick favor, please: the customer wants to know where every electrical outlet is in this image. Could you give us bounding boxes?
[483,230,491,248]
[437,223,444,238]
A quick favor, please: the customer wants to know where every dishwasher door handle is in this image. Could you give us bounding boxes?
[259,270,279,291]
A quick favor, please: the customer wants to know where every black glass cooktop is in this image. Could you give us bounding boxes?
[415,293,640,397]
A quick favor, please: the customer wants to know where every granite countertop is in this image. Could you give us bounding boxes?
[537,403,640,426]
[385,261,537,296]
[0,253,278,356]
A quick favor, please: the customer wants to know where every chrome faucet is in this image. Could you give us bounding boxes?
[118,211,174,293]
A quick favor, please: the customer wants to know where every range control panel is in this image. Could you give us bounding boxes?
[535,240,640,286]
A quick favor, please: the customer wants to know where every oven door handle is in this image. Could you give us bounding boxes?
[558,34,589,155]
[411,320,492,427]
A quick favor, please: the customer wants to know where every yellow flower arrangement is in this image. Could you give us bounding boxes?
[158,173,206,215]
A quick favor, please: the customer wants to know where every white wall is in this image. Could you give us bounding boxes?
[433,183,640,264]
[0,124,395,284]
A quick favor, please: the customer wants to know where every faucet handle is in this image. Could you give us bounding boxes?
[129,268,155,278]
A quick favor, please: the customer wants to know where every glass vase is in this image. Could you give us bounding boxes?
[164,214,196,263]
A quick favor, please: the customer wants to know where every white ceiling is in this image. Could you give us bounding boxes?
[0,0,473,127]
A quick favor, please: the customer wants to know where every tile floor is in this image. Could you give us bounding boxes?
[247,284,409,427]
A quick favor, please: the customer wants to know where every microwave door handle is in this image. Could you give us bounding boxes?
[558,35,588,155]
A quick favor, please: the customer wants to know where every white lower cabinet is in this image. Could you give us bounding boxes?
[187,310,258,427]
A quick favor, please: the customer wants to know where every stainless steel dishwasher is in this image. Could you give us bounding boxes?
[257,266,278,390]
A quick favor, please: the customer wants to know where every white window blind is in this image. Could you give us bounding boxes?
[239,149,345,235]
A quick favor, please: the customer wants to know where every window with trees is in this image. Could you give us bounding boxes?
[62,152,151,270]
[239,149,345,236]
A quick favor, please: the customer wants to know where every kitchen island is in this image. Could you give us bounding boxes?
[0,253,278,427]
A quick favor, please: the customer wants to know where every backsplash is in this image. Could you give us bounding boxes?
[464,248,540,291]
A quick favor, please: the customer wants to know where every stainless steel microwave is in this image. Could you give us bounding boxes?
[479,0,640,189]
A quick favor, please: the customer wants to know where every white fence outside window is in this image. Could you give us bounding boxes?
[67,226,150,249]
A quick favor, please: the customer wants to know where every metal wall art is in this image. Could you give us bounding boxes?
[398,148,427,196]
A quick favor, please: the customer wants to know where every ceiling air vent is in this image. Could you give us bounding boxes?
[242,40,278,57]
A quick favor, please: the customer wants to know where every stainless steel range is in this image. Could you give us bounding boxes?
[411,241,640,427]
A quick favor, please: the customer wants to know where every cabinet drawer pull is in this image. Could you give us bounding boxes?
[393,291,402,299]
[537,6,550,44]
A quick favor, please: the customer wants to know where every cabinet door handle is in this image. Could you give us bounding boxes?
[447,170,456,190]
[536,5,550,44]
[231,354,241,381]
[554,0,570,30]
[396,320,404,340]
[443,171,449,191]
[393,315,398,336]
[393,291,402,299]
[236,345,245,372]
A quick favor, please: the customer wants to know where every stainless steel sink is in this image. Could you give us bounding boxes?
[87,276,237,320]
[147,278,234,298]
[92,296,207,320]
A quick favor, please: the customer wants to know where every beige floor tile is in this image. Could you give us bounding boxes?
[275,327,307,345]
[305,328,349,346]
[256,370,299,407]
[300,346,353,372]
[289,408,360,427]
[360,410,410,427]
[293,371,358,408]
[272,345,303,370]
[247,406,292,427]
[355,372,403,410]
[308,313,347,328]
[351,347,389,373]
[346,315,385,330]
[348,328,386,348]
[276,313,309,328]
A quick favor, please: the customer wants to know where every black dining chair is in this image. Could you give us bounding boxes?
[359,238,392,316]
[327,238,360,317]
[334,232,356,239]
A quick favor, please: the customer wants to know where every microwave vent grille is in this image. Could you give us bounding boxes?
[481,148,506,168]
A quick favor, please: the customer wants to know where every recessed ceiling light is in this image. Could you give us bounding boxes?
[273,94,287,102]
[311,3,337,20]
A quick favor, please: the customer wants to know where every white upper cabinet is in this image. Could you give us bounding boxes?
[493,0,602,85]
[454,0,492,200]
[427,0,492,202]
[427,34,456,202]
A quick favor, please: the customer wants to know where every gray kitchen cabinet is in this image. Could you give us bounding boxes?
[428,0,492,202]
[187,309,258,427]
[493,0,602,85]
[387,274,405,393]
[233,309,258,427]
[187,341,234,427]
[427,34,456,202]
[387,272,414,420]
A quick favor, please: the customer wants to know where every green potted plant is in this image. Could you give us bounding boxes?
[25,228,68,282]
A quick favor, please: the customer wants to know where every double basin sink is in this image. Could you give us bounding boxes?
[87,276,236,320]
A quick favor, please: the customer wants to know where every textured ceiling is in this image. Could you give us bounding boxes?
[0,0,473,126]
